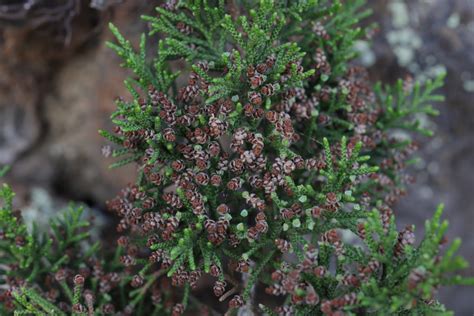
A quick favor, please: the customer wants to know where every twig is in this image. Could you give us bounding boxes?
[219,285,239,302]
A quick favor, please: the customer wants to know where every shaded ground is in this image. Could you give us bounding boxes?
[0,0,472,314]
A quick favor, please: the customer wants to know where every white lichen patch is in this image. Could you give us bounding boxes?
[385,0,451,83]
[446,13,461,29]
[389,1,410,28]
[353,40,376,66]
[386,1,423,68]
[463,80,474,92]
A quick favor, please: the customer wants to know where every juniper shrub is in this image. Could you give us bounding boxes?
[1,1,473,316]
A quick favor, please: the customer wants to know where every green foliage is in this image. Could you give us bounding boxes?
[98,1,471,315]
[13,287,66,316]
[0,182,128,315]
[353,205,474,315]
[0,183,35,270]
[375,72,445,137]
[0,166,10,178]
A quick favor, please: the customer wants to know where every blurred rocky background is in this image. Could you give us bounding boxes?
[0,0,472,313]
[363,1,474,313]
[0,0,147,204]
